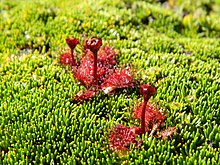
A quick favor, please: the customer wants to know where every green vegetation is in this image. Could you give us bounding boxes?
[0,0,219,164]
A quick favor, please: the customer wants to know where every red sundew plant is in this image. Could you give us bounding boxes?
[59,37,135,101]
[109,84,156,152]
[109,84,172,153]
[134,84,166,135]
[59,36,176,154]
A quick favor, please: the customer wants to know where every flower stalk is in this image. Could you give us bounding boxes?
[85,38,102,87]
[66,37,79,66]
[140,84,156,134]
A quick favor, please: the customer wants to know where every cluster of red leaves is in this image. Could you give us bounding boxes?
[59,37,134,102]
[72,47,116,88]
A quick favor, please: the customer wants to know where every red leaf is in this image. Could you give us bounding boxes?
[98,46,117,65]
[72,50,94,87]
[60,51,76,66]
[109,124,141,152]
[101,67,134,94]
[74,89,96,102]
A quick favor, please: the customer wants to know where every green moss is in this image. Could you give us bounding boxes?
[0,0,220,164]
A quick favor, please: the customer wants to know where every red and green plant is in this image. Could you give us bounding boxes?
[108,84,175,153]
[109,84,161,152]
[59,37,176,154]
[60,37,134,101]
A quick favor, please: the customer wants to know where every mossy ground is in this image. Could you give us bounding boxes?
[0,0,220,164]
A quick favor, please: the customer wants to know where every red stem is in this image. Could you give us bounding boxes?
[70,49,75,66]
[141,95,150,134]
[93,51,98,87]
